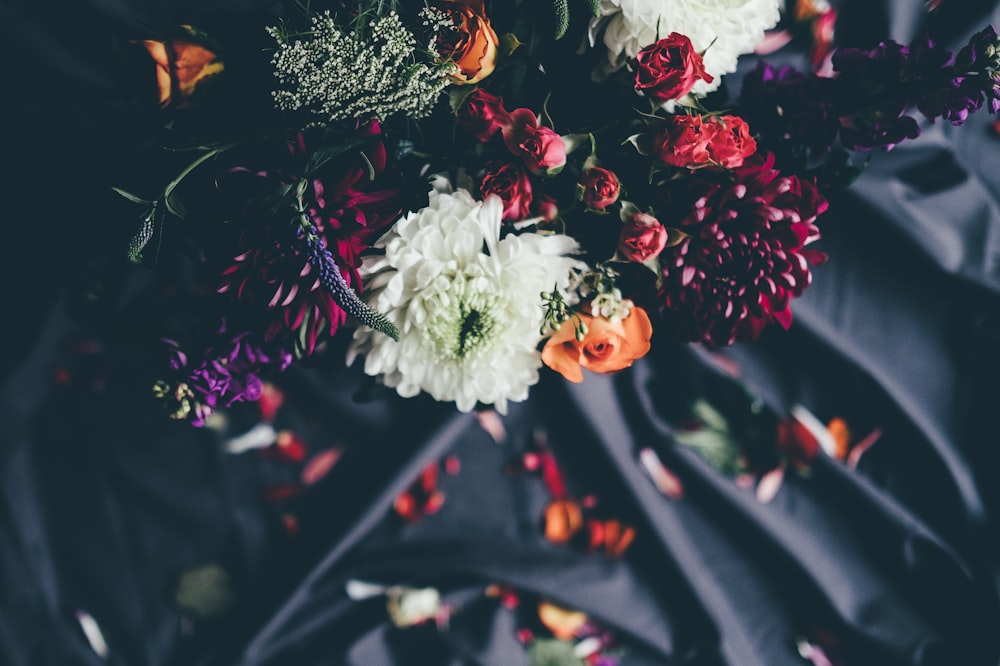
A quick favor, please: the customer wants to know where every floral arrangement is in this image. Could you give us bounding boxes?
[118,0,1000,424]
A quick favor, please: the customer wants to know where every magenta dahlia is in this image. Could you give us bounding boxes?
[217,126,400,355]
[656,153,828,346]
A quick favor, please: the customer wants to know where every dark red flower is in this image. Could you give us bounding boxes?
[458,88,510,141]
[218,126,400,355]
[634,32,713,102]
[577,167,621,211]
[480,160,533,220]
[654,114,757,169]
[657,153,828,346]
[502,108,567,175]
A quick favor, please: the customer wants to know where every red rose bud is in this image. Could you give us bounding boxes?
[634,32,714,103]
[480,161,533,221]
[708,115,757,168]
[577,167,621,211]
[654,114,757,169]
[458,88,510,142]
[533,194,560,222]
[619,212,668,262]
[502,108,567,175]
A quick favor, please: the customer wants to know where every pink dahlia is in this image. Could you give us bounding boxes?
[657,153,828,346]
[218,126,400,355]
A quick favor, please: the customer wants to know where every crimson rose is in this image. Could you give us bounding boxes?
[634,33,713,103]
[502,108,567,175]
[618,211,668,262]
[654,114,757,169]
[577,167,621,211]
[458,88,510,142]
[480,161,533,221]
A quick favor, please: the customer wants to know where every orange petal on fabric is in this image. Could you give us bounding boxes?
[826,418,851,461]
[537,601,588,641]
[543,499,583,544]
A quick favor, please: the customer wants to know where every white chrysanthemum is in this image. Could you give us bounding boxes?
[348,190,585,413]
[588,0,781,95]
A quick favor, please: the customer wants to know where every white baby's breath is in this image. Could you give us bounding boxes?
[348,189,585,413]
[268,11,455,124]
[587,0,781,95]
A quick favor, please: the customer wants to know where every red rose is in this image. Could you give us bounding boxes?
[502,108,567,175]
[618,212,668,262]
[480,161,533,221]
[634,33,713,103]
[458,88,510,142]
[654,114,757,169]
[533,194,560,222]
[707,115,757,168]
[577,167,621,211]
[654,115,713,168]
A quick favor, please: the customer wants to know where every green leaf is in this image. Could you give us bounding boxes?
[528,639,586,666]
[560,133,594,156]
[111,187,152,206]
[449,86,477,115]
[304,137,368,174]
[164,190,187,219]
[585,0,601,17]
[674,400,746,477]
[500,32,524,56]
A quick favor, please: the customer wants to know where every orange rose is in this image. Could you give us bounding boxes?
[541,307,653,383]
[435,0,500,84]
[137,26,223,108]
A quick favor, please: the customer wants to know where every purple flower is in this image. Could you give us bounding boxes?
[161,325,293,426]
[737,62,839,158]
[656,154,828,347]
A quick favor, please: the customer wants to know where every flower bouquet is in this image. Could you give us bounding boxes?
[114,0,1000,425]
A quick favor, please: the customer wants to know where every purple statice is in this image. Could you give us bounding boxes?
[738,27,1000,161]
[837,111,921,152]
[160,325,293,426]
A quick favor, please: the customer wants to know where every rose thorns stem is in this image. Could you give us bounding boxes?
[294,183,399,342]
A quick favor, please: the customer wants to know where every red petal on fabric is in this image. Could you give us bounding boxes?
[261,483,301,503]
[475,409,508,443]
[258,382,284,422]
[846,427,882,470]
[273,430,306,463]
[302,448,342,485]
[282,514,299,536]
[420,463,438,494]
[638,448,684,499]
[422,490,446,515]
[522,452,541,472]
[393,492,420,523]
[444,456,461,475]
[540,452,567,499]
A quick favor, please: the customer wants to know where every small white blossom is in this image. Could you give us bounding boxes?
[268,12,455,124]
[349,189,585,413]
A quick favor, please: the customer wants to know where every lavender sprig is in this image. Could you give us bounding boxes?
[294,182,399,341]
